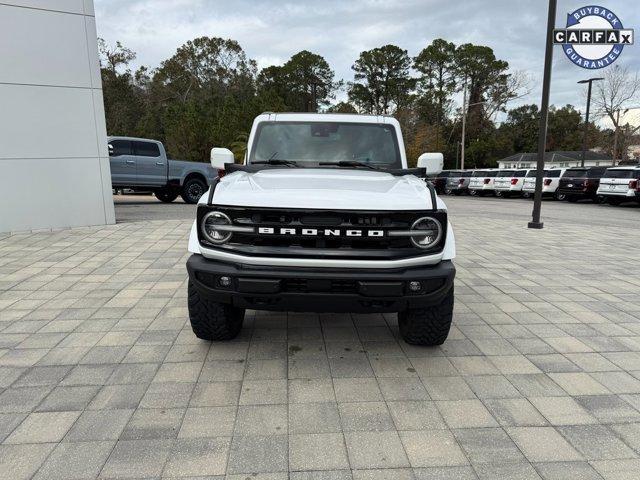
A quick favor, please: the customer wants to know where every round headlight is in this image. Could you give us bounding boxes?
[410,217,442,249]
[201,211,232,244]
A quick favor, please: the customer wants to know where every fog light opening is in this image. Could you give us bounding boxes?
[408,281,422,293]
[218,276,232,288]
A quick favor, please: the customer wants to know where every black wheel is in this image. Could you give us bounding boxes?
[608,198,622,206]
[567,196,578,203]
[522,192,531,199]
[398,287,454,346]
[181,177,207,204]
[188,281,245,341]
[555,192,566,201]
[155,188,179,203]
[469,190,478,196]
[444,188,453,195]
[495,191,503,198]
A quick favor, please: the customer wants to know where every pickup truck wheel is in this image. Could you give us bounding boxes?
[155,188,179,203]
[188,281,244,341]
[181,178,207,204]
[398,287,454,346]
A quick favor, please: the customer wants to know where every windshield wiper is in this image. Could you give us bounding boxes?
[319,160,379,171]
[252,159,299,167]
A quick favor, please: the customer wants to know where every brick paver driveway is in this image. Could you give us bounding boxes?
[1,196,639,479]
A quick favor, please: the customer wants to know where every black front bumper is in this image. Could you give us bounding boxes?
[186,254,455,313]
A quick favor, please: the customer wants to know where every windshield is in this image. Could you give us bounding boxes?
[472,171,487,177]
[526,170,547,177]
[497,170,515,177]
[546,170,562,178]
[249,121,402,168]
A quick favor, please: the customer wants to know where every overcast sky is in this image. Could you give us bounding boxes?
[95,0,639,124]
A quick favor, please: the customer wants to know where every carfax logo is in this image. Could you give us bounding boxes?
[553,5,634,69]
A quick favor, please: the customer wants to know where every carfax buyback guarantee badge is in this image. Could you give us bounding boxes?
[553,5,634,69]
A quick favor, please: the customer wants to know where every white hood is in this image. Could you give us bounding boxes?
[209,168,437,210]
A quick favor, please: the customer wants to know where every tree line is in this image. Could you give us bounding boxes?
[99,37,638,167]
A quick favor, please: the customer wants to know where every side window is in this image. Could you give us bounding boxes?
[108,140,132,157]
[133,141,161,157]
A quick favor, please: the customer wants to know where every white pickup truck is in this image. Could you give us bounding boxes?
[186,113,456,345]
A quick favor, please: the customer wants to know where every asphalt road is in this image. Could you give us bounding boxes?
[114,193,639,228]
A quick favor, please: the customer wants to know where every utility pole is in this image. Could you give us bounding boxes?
[460,79,467,170]
[577,77,603,167]
[529,0,556,229]
[612,109,621,164]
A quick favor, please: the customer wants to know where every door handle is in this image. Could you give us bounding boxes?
[156,162,165,166]
[126,160,135,164]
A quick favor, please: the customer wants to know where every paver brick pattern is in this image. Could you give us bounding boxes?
[1,199,640,479]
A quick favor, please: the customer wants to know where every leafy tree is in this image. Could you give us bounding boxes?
[498,104,539,154]
[326,101,358,113]
[98,38,145,137]
[348,45,415,114]
[257,51,339,112]
[414,38,456,146]
[546,105,588,151]
[281,50,339,111]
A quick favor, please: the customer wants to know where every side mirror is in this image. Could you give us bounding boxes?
[210,147,234,170]
[417,153,444,176]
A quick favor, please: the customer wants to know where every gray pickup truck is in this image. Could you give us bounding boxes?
[108,136,216,203]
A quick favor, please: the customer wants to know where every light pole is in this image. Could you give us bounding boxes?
[529,0,556,229]
[577,77,604,167]
[460,78,485,171]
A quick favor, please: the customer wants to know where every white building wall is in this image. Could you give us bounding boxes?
[0,0,114,233]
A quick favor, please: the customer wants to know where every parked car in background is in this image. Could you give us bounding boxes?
[431,170,453,194]
[522,168,567,200]
[493,170,514,197]
[468,169,499,196]
[445,170,472,195]
[494,169,529,197]
[521,170,542,198]
[558,167,608,202]
[108,136,216,204]
[596,166,640,205]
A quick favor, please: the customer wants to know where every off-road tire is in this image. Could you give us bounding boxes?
[188,281,244,341]
[181,178,207,204]
[155,188,179,203]
[398,287,454,346]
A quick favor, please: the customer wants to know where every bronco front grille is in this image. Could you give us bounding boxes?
[197,206,447,260]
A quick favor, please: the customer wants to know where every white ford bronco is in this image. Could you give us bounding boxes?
[186,113,456,345]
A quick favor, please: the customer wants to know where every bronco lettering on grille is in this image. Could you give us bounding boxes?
[258,227,385,237]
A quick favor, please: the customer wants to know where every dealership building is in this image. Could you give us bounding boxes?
[0,0,114,233]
